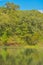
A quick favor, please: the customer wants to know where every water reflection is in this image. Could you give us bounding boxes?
[0,48,43,65]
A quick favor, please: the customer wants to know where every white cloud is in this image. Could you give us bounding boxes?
[38,10,43,13]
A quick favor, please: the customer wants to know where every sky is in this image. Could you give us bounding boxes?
[0,0,43,11]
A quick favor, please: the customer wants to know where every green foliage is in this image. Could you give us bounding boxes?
[0,2,43,65]
[0,2,43,45]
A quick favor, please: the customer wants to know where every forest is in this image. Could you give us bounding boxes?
[0,2,43,65]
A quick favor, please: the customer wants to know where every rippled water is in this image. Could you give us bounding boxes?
[0,47,43,65]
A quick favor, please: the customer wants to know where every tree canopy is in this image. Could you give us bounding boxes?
[0,2,43,45]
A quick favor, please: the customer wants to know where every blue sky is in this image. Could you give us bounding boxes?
[0,0,43,10]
